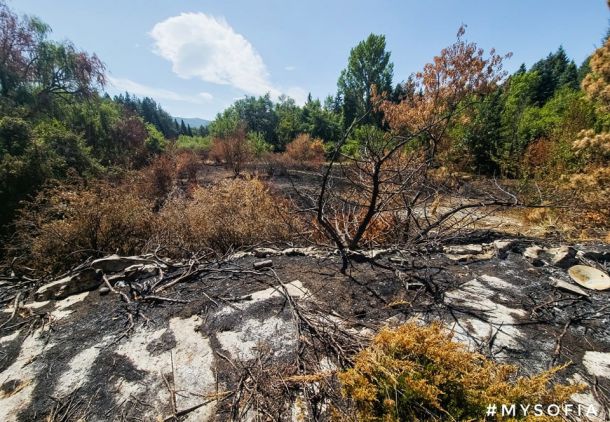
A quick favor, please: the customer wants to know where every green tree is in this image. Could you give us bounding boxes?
[301,96,342,143]
[34,120,100,177]
[233,94,279,147]
[337,34,394,128]
[530,46,579,105]
[497,71,540,173]
[208,108,240,139]
[275,95,303,149]
[460,89,505,174]
[144,123,167,155]
[247,131,273,157]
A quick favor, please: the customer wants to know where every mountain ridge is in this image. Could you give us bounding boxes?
[174,116,210,128]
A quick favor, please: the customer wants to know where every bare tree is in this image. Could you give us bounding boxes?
[295,27,516,272]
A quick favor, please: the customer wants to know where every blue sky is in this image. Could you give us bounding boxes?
[8,0,609,120]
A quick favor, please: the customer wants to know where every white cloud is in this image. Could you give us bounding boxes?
[198,92,213,101]
[284,65,296,71]
[149,13,304,102]
[107,76,213,103]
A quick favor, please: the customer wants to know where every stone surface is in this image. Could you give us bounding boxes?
[547,245,577,269]
[2,243,609,420]
[253,259,273,269]
[583,351,610,379]
[523,245,544,264]
[493,239,515,258]
[253,247,280,258]
[444,244,484,255]
[549,277,589,297]
[34,268,102,301]
[90,255,156,273]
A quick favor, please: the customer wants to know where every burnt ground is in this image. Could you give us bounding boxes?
[0,239,609,421]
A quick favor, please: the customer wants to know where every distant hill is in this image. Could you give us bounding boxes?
[175,117,210,128]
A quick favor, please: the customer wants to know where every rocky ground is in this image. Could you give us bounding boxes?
[1,238,609,421]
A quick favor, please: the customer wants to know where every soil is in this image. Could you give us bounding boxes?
[1,240,609,421]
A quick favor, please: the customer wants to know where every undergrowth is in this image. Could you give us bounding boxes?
[338,321,583,421]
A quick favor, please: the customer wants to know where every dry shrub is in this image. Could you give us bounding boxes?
[14,182,154,272]
[138,154,178,206]
[260,152,296,176]
[285,134,325,165]
[565,167,610,237]
[209,130,252,175]
[9,164,297,272]
[573,129,610,165]
[310,204,397,248]
[522,138,553,176]
[136,151,202,206]
[338,321,582,422]
[157,178,294,254]
[175,150,201,182]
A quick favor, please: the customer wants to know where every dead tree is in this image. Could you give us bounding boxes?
[294,27,515,272]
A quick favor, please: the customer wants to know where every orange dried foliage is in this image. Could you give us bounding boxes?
[338,321,583,422]
[285,134,325,164]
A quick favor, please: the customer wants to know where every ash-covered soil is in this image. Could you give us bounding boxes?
[1,240,609,421]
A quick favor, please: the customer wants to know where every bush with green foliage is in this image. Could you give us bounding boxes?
[175,134,212,152]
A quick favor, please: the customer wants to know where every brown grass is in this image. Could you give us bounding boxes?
[156,178,294,255]
[10,165,297,273]
[14,182,155,272]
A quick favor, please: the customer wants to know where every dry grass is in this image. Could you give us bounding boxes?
[10,168,296,273]
[153,178,295,255]
[510,166,610,240]
[14,182,155,272]
[338,321,582,421]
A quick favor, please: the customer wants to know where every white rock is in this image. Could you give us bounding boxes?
[90,255,155,273]
[34,269,101,301]
[583,351,610,378]
[523,245,544,261]
[550,277,589,297]
[444,244,484,255]
[0,329,49,421]
[547,245,577,269]
[55,344,101,395]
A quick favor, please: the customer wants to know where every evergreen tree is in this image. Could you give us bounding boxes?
[531,47,579,105]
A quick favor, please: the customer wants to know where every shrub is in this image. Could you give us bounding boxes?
[175,134,211,152]
[13,182,154,272]
[156,178,293,254]
[175,150,201,183]
[566,167,610,238]
[138,154,178,208]
[248,131,273,157]
[572,129,610,165]
[339,321,581,421]
[285,134,325,165]
[209,128,252,175]
[260,152,295,176]
[144,123,167,155]
[34,120,102,178]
